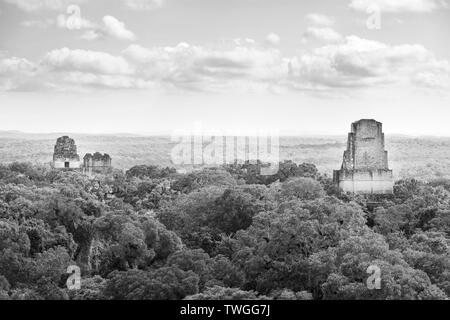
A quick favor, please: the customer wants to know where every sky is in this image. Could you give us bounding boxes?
[0,0,449,135]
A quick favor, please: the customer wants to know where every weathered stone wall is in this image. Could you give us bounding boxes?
[83,152,112,174]
[353,120,388,170]
[52,136,81,169]
[53,160,81,169]
[334,119,393,194]
[334,169,394,194]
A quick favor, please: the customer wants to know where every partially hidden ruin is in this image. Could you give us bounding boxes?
[333,119,394,194]
[83,152,112,175]
[52,136,112,174]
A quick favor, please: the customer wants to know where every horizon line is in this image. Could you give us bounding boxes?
[2,130,450,139]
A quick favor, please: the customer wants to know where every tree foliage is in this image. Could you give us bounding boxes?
[0,162,449,300]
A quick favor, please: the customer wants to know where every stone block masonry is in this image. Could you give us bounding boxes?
[52,136,81,169]
[333,119,393,194]
[52,136,112,174]
[83,152,112,175]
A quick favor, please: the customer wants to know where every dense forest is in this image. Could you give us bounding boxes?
[1,160,450,300]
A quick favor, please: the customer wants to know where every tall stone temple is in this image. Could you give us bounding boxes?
[52,136,81,169]
[333,119,394,194]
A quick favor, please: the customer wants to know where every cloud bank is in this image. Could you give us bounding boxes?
[1,34,449,93]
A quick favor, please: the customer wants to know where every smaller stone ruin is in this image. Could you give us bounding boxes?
[83,152,112,175]
[52,136,81,169]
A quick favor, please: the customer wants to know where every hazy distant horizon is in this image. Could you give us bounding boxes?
[3,128,450,139]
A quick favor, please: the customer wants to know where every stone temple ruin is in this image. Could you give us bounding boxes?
[52,136,81,169]
[83,152,112,175]
[52,136,112,174]
[333,119,394,194]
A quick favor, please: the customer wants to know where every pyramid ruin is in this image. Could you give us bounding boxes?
[333,119,394,194]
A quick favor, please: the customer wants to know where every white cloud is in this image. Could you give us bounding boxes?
[29,42,288,92]
[2,34,449,93]
[289,35,450,89]
[0,55,36,90]
[80,30,102,41]
[122,42,288,91]
[265,33,281,46]
[0,56,35,75]
[67,15,136,42]
[305,13,335,26]
[38,48,140,90]
[349,0,447,12]
[4,0,86,11]
[7,2,136,42]
[21,19,55,29]
[102,15,136,41]
[56,37,447,92]
[123,0,164,10]
[122,44,155,63]
[59,71,153,89]
[413,71,450,88]
[42,47,134,75]
[302,27,342,43]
